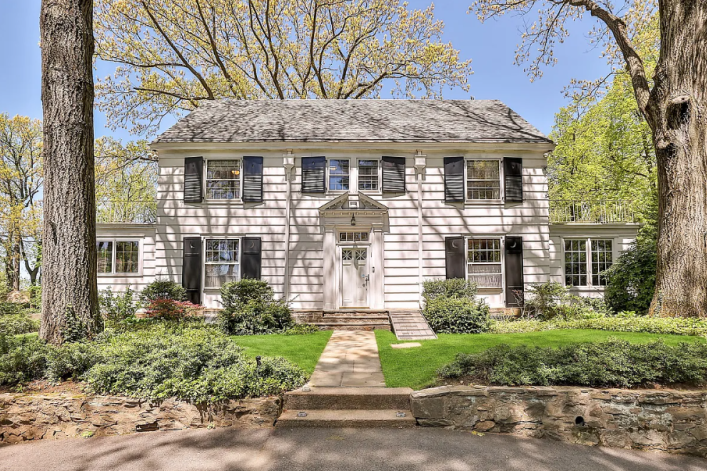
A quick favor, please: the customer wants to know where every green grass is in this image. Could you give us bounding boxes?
[232,330,332,374]
[376,329,707,390]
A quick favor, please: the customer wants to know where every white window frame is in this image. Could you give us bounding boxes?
[338,230,372,244]
[205,158,243,201]
[356,158,382,193]
[464,157,503,203]
[96,238,142,276]
[327,158,351,193]
[466,236,504,291]
[203,237,242,290]
[562,237,615,288]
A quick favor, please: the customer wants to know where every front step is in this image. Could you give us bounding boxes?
[285,387,412,410]
[277,409,416,428]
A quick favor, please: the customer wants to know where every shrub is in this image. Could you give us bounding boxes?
[0,302,24,316]
[284,323,320,335]
[423,297,490,334]
[438,338,707,388]
[45,341,100,382]
[144,298,200,321]
[0,312,40,335]
[523,281,570,320]
[28,285,41,309]
[218,280,293,335]
[99,286,138,324]
[422,279,478,303]
[0,333,49,386]
[604,238,657,315]
[140,278,187,304]
[83,324,307,402]
[489,316,707,337]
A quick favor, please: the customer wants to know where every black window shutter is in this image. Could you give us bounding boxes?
[444,156,464,202]
[445,237,466,279]
[241,237,262,279]
[302,156,326,193]
[382,156,406,193]
[184,157,204,203]
[242,156,263,202]
[182,237,202,305]
[504,158,523,202]
[505,236,524,307]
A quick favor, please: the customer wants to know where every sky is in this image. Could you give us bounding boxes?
[0,1,611,140]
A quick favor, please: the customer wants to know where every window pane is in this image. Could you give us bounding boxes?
[564,239,587,286]
[329,159,350,191]
[467,160,501,200]
[467,238,503,288]
[205,264,239,288]
[358,160,379,191]
[97,241,113,274]
[206,160,240,199]
[591,239,613,286]
[206,239,239,263]
[116,241,139,273]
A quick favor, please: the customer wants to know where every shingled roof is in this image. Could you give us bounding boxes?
[152,99,551,145]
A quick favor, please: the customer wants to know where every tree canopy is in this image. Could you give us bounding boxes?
[94,0,473,135]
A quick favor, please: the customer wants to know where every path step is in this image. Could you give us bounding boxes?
[285,387,412,410]
[388,310,437,341]
[277,409,416,428]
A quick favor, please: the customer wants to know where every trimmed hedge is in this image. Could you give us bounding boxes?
[490,316,707,337]
[421,279,490,334]
[438,338,707,388]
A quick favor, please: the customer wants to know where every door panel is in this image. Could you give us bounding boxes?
[341,248,369,307]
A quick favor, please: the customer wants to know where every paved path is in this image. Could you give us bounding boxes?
[1,427,704,471]
[389,310,437,340]
[308,330,385,387]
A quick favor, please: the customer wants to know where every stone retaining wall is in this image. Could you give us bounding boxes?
[0,393,280,445]
[411,385,707,457]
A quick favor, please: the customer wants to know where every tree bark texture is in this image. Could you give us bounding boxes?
[40,0,101,343]
[648,0,707,317]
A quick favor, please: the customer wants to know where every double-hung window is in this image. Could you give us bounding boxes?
[467,238,503,289]
[328,159,350,191]
[358,159,380,191]
[206,160,241,200]
[97,240,140,274]
[564,238,613,287]
[205,239,240,288]
[467,160,501,200]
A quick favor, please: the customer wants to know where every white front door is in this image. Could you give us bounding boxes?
[341,247,369,307]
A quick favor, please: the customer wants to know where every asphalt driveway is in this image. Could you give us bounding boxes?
[0,427,704,471]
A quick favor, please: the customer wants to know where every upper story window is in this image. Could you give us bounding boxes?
[564,238,613,287]
[207,160,241,199]
[328,159,350,191]
[358,159,380,191]
[97,240,140,274]
[205,239,240,288]
[467,238,502,289]
[467,160,501,200]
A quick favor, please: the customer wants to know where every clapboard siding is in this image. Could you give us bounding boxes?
[95,145,637,310]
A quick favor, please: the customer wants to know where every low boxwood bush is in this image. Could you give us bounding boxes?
[421,279,490,334]
[0,333,48,385]
[139,278,187,304]
[218,279,293,335]
[438,338,707,388]
[0,311,40,335]
[490,316,707,337]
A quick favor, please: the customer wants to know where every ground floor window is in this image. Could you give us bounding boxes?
[564,238,613,287]
[205,239,240,288]
[96,240,140,274]
[467,238,502,289]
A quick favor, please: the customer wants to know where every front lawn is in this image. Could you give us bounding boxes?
[232,330,332,374]
[376,329,707,390]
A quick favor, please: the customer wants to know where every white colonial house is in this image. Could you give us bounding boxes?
[96,100,639,315]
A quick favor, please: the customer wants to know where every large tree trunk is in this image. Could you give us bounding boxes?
[648,0,707,317]
[39,0,101,343]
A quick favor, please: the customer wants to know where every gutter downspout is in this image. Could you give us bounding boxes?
[415,151,427,309]
[283,150,295,300]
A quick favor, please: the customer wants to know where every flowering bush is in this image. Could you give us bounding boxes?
[144,299,200,321]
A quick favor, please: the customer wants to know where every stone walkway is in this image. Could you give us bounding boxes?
[388,310,437,340]
[308,330,385,387]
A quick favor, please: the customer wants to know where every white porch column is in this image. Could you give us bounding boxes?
[322,226,337,310]
[283,150,294,300]
[371,224,385,309]
[415,151,427,308]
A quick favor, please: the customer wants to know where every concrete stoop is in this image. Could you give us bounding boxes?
[277,387,416,428]
[292,310,392,331]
